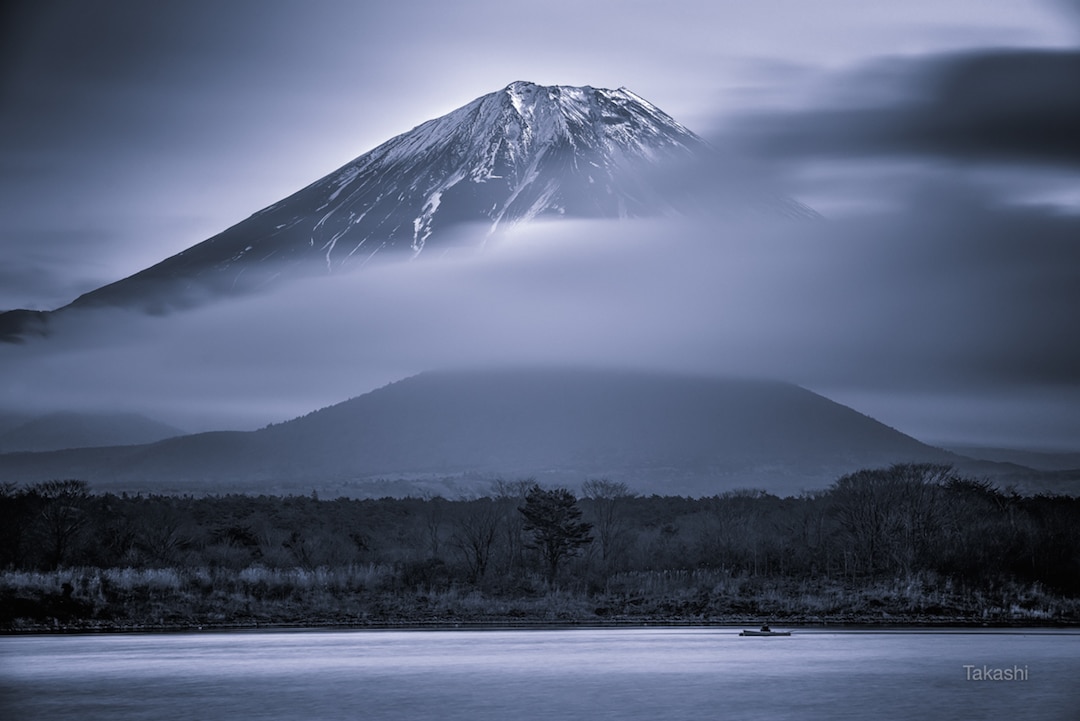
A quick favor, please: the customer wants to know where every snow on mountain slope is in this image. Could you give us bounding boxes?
[282,81,710,263]
[1,81,814,332]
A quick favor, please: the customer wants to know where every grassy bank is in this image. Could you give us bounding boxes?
[3,566,1076,633]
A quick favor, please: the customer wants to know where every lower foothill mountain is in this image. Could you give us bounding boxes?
[0,366,1000,497]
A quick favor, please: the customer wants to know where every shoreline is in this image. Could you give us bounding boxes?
[6,615,1080,636]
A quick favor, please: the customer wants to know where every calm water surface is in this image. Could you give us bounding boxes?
[1,628,1077,720]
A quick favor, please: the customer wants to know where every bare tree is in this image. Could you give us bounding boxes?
[830,464,953,578]
[134,501,195,566]
[451,499,501,583]
[492,478,535,575]
[581,479,634,568]
[33,480,90,569]
[423,494,445,559]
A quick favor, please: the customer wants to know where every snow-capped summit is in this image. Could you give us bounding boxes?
[0,82,812,337]
[277,80,710,263]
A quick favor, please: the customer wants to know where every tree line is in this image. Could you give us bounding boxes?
[2,464,1077,598]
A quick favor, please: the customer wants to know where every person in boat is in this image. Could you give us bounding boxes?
[760,624,771,632]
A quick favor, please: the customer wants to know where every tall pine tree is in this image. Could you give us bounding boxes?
[519,486,593,585]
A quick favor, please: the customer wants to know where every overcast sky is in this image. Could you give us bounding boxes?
[2,1,1079,450]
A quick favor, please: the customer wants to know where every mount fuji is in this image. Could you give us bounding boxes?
[1,81,814,340]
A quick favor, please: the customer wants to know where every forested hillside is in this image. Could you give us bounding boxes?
[2,464,1078,630]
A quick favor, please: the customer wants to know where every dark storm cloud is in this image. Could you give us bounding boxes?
[697,38,1080,447]
[737,49,1080,168]
[809,192,1080,389]
[707,46,1080,399]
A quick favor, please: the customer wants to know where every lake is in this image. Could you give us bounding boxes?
[1,628,1077,720]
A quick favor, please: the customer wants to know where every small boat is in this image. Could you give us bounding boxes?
[739,625,791,637]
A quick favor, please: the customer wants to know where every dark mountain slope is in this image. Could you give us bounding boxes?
[0,367,957,496]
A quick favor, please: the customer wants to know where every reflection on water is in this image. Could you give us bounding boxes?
[1,628,1078,720]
